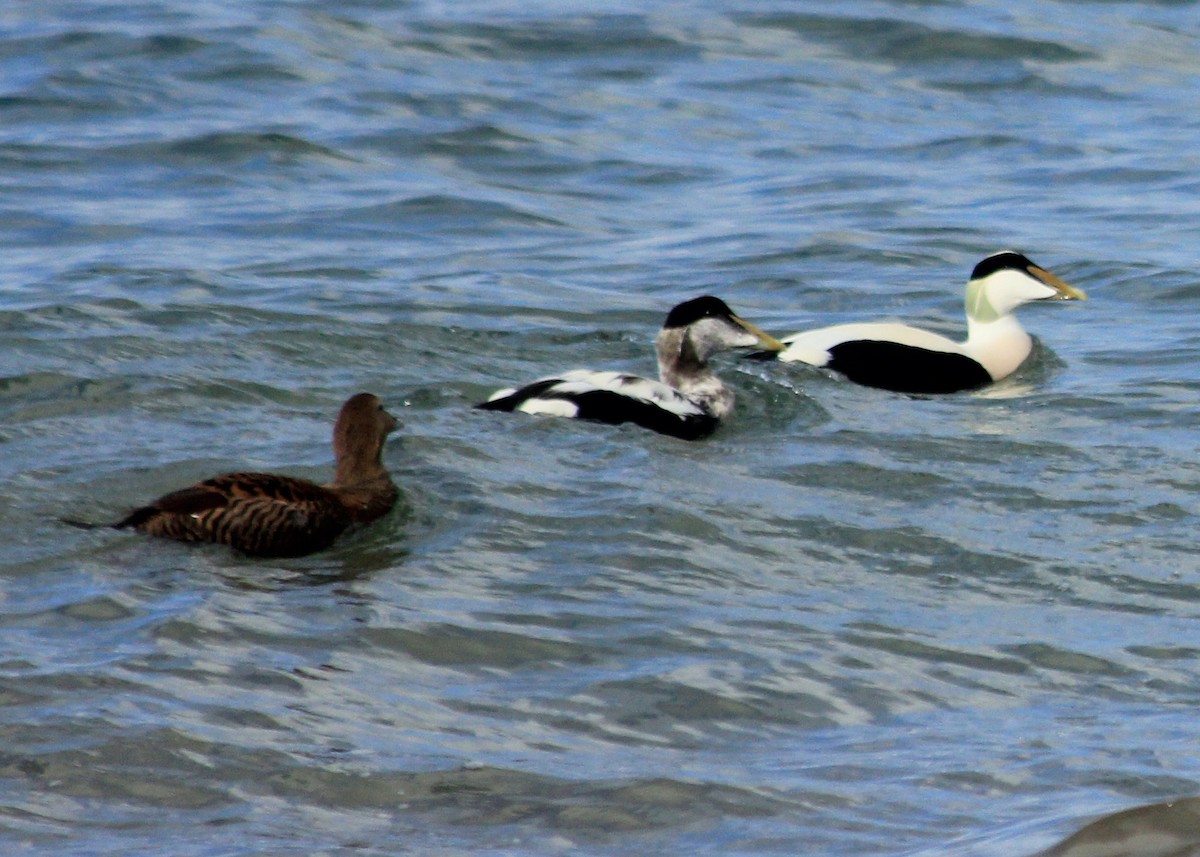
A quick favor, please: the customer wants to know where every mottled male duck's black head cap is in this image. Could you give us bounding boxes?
[662,295,736,329]
[970,251,1036,280]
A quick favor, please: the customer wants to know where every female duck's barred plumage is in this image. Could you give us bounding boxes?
[113,392,399,558]
[118,473,373,557]
[478,296,784,440]
[766,251,1086,394]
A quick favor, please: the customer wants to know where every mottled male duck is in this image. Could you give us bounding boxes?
[111,392,398,557]
[478,296,784,440]
[765,252,1086,394]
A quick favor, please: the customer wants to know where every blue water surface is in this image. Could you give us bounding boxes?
[0,1,1198,855]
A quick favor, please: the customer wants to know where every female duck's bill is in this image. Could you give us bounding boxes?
[107,392,400,558]
[478,296,784,440]
[765,252,1085,394]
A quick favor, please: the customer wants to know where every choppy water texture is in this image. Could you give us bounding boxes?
[1,1,1198,855]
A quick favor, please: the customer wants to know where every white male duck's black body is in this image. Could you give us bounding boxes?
[768,252,1086,394]
[478,296,784,440]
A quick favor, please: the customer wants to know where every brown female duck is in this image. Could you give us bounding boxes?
[110,392,398,557]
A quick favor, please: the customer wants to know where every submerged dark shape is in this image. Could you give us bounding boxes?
[1034,797,1200,857]
[477,296,784,440]
[103,393,398,558]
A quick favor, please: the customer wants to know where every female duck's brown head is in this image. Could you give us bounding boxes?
[332,392,399,487]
